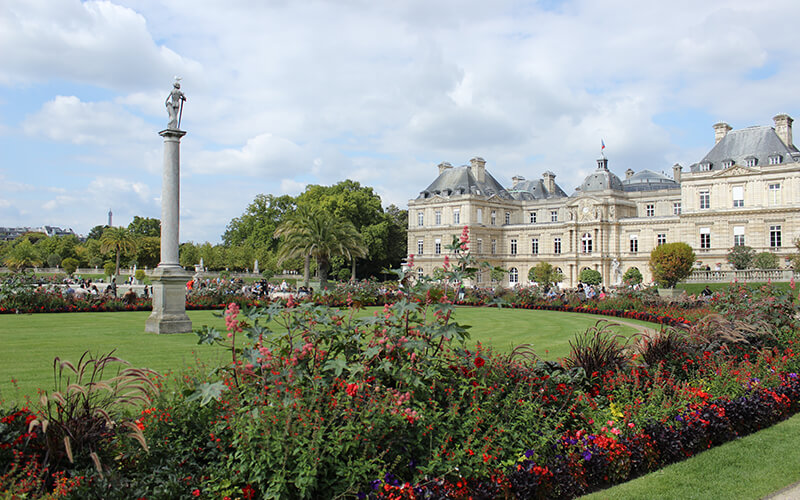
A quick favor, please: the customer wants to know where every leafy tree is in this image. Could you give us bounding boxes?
[275,209,367,290]
[61,257,79,275]
[180,242,201,269]
[622,267,643,286]
[103,261,117,277]
[87,225,108,241]
[578,268,602,285]
[528,262,563,288]
[128,216,161,238]
[100,227,137,277]
[753,251,779,269]
[3,240,43,270]
[649,242,695,288]
[726,245,755,270]
[47,253,62,268]
[134,236,161,268]
[223,194,296,250]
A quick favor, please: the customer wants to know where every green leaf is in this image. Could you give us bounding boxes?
[323,358,348,377]
[195,325,223,345]
[187,381,228,406]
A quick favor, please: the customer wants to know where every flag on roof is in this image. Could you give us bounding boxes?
[601,139,606,150]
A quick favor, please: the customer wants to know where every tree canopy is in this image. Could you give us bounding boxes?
[649,242,695,288]
[128,216,161,238]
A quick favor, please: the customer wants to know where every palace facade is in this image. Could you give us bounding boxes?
[407,114,800,287]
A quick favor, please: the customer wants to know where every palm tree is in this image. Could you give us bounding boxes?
[275,209,367,290]
[3,239,43,271]
[99,227,137,278]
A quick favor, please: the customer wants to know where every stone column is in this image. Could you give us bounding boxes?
[146,127,192,334]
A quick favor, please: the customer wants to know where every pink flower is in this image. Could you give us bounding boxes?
[408,254,415,267]
[224,303,242,333]
[443,255,450,270]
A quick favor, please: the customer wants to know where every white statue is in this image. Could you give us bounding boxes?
[165,79,186,129]
[612,258,622,285]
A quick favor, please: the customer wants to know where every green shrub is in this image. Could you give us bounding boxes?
[649,242,695,288]
[61,257,79,276]
[753,251,779,269]
[529,262,563,288]
[134,269,146,281]
[579,268,602,285]
[726,245,755,270]
[47,253,62,268]
[623,267,643,285]
[103,261,116,277]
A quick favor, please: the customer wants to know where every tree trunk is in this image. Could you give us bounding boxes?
[351,259,356,281]
[303,254,310,288]
[318,258,329,290]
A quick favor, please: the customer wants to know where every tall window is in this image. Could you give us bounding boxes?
[553,237,562,255]
[417,268,424,280]
[491,211,496,225]
[646,204,655,217]
[699,190,710,210]
[769,183,781,206]
[453,208,460,225]
[581,232,593,254]
[504,212,511,225]
[770,225,782,248]
[477,238,483,254]
[477,208,483,223]
[657,233,667,246]
[733,226,745,247]
[700,228,711,250]
[434,238,441,255]
[673,202,682,215]
[417,211,424,226]
[550,210,558,222]
[491,239,497,254]
[510,239,518,255]
[529,212,537,224]
[732,186,744,208]
[417,239,424,255]
[476,270,483,284]
[629,235,638,253]
[435,210,442,225]
[531,238,539,255]
[509,267,519,285]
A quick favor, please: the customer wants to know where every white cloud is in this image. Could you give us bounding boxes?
[190,133,311,176]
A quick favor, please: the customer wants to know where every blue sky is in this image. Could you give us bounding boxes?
[1,0,800,243]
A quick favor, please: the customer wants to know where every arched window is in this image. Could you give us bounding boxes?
[581,232,593,254]
[417,267,424,280]
[509,267,519,284]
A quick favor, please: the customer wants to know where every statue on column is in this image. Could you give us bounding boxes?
[165,78,187,129]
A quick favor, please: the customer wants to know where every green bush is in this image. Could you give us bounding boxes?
[649,242,695,288]
[529,262,563,288]
[579,268,602,285]
[622,267,643,286]
[46,253,62,268]
[753,251,779,269]
[103,261,116,277]
[61,257,79,276]
[134,269,146,281]
[726,245,755,270]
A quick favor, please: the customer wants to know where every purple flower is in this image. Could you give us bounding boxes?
[582,450,593,461]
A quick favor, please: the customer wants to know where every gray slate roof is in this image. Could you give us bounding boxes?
[508,178,568,200]
[621,169,679,192]
[689,126,800,172]
[418,166,513,200]
[577,162,624,193]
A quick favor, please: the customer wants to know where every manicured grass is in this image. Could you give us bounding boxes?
[581,411,800,500]
[0,307,648,403]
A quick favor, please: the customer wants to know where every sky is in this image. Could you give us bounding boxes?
[2,0,800,244]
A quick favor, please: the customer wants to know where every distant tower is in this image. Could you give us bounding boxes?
[108,209,113,227]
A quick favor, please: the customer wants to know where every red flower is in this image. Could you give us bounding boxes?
[474,356,485,368]
[191,489,200,497]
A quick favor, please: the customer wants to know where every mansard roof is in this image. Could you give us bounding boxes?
[508,178,568,200]
[417,165,513,200]
[621,169,679,192]
[576,158,623,193]
[689,126,800,172]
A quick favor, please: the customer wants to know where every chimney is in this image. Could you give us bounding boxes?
[542,171,556,194]
[438,161,452,175]
[511,175,525,188]
[773,114,794,148]
[596,157,609,170]
[625,168,634,180]
[713,122,732,144]
[469,157,486,183]
[672,163,682,183]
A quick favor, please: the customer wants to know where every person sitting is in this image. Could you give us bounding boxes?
[701,285,714,299]
[123,288,137,305]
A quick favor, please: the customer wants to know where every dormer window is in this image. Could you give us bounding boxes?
[769,155,783,165]
[722,159,734,169]
[700,162,712,171]
[745,157,757,167]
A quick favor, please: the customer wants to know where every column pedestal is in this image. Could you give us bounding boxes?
[146,265,191,334]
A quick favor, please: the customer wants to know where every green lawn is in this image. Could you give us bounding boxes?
[582,411,800,500]
[0,307,649,403]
